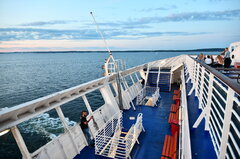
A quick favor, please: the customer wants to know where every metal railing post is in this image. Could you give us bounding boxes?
[82,95,93,114]
[11,126,32,159]
[55,106,79,152]
[82,95,99,131]
[55,106,69,131]
[195,63,200,97]
[204,73,214,131]
[218,88,234,159]
[144,64,150,88]
[130,74,138,96]
[198,67,205,109]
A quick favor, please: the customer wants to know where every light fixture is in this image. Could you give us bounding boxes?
[0,129,10,136]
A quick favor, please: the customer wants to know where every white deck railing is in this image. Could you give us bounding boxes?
[136,87,159,106]
[136,88,146,105]
[95,111,122,157]
[186,55,240,159]
[95,112,144,159]
[151,87,160,106]
[179,66,192,159]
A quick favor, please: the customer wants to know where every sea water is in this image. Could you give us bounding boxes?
[0,51,217,159]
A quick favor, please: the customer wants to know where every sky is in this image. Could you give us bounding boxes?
[0,0,239,52]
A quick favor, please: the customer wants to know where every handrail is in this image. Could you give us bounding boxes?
[189,55,240,95]
[179,68,192,159]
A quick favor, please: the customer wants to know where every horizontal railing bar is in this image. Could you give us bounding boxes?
[212,95,225,113]
[210,108,223,132]
[209,124,220,149]
[233,97,240,105]
[213,78,228,92]
[230,120,240,137]
[226,154,230,159]
[209,116,222,143]
[212,87,226,103]
[226,143,236,159]
[189,56,240,95]
[210,102,224,122]
[228,133,240,156]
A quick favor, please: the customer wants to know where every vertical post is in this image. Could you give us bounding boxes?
[112,118,114,133]
[204,73,214,131]
[188,61,198,96]
[156,65,161,89]
[134,72,141,93]
[198,67,205,109]
[129,74,135,84]
[55,106,79,152]
[11,126,32,159]
[193,61,196,83]
[115,61,123,110]
[195,63,200,97]
[82,95,99,130]
[130,74,137,96]
[55,106,69,131]
[135,72,140,81]
[219,88,234,159]
[123,76,129,89]
[82,95,93,114]
[144,64,150,88]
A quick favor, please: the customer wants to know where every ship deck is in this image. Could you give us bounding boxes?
[74,84,217,159]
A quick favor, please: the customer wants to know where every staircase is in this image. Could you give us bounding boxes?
[147,68,171,92]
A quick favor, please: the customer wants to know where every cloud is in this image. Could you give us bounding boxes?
[20,20,77,26]
[0,28,209,41]
[141,5,177,12]
[127,9,240,25]
[0,28,98,41]
[85,9,240,30]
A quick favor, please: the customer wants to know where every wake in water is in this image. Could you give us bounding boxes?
[18,113,76,139]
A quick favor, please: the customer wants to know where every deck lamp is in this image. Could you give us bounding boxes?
[0,129,10,136]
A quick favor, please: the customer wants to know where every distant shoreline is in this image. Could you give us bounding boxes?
[0,48,224,54]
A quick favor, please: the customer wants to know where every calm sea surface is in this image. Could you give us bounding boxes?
[0,51,217,159]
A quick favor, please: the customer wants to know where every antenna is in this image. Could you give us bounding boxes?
[90,12,112,56]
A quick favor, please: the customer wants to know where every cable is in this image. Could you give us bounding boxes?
[90,12,112,56]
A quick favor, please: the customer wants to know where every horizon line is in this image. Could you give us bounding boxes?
[0,48,224,54]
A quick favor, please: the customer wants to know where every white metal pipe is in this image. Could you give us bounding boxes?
[55,106,69,131]
[11,126,32,159]
[55,106,79,153]
[219,88,235,159]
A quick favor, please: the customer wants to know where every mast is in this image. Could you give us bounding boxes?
[90,12,123,110]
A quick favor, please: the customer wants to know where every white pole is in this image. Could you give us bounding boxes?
[11,126,32,159]
[82,95,99,130]
[55,106,69,131]
[219,88,234,159]
[156,65,161,89]
[55,106,79,153]
[82,95,93,114]
[144,64,150,89]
